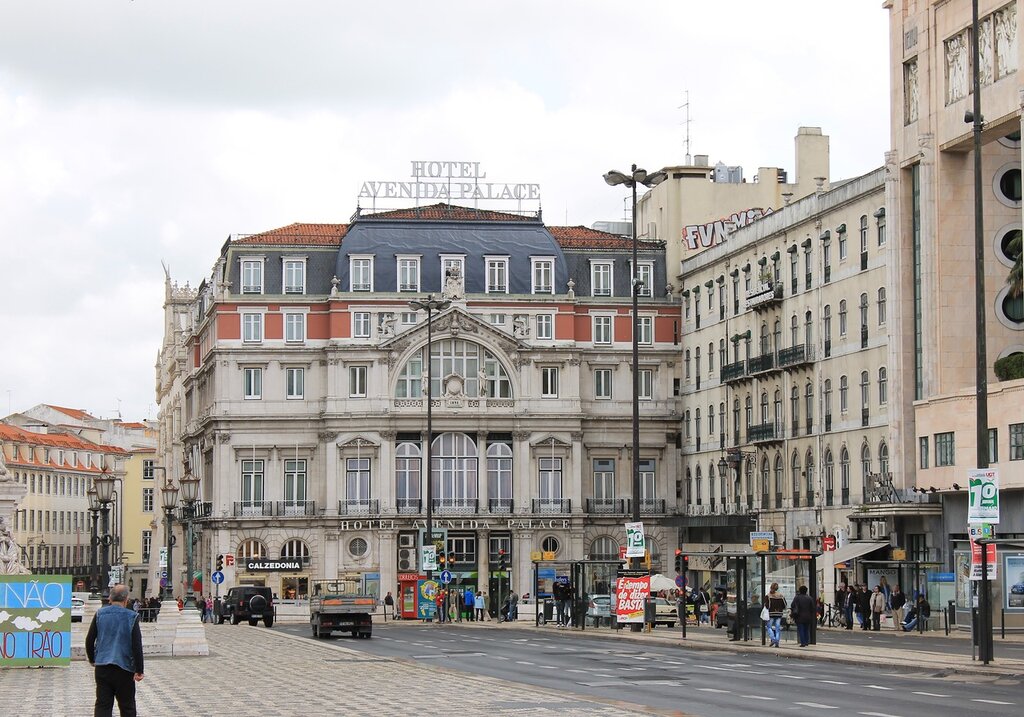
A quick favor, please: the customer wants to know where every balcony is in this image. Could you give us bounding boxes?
[721,360,748,384]
[233,501,273,518]
[748,421,782,444]
[396,498,421,514]
[586,498,627,514]
[278,500,317,517]
[532,498,571,514]
[748,352,777,376]
[338,499,379,515]
[431,498,478,515]
[633,498,667,515]
[745,281,783,312]
[488,498,514,514]
[778,343,815,370]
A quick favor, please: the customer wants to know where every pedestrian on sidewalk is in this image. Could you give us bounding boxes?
[842,585,855,629]
[86,583,144,717]
[890,585,906,629]
[509,591,519,621]
[454,589,463,622]
[435,589,446,624]
[870,585,886,631]
[790,585,815,647]
[765,583,787,647]
[465,587,476,621]
[856,585,871,630]
[902,595,931,631]
[474,590,485,621]
[384,591,396,621]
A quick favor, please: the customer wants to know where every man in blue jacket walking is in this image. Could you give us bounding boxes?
[86,584,145,717]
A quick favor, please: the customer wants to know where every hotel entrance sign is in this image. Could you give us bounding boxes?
[359,161,541,203]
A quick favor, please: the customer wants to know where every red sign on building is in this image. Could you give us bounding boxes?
[823,535,837,551]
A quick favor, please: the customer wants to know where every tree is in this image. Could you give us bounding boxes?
[1008,230,1022,298]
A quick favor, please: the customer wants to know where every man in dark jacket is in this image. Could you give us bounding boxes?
[86,583,144,717]
[790,585,816,647]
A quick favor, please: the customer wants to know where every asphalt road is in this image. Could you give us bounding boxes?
[277,623,1022,717]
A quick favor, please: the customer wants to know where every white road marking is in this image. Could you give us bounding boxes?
[740,695,775,701]
[858,712,894,716]
[971,699,1015,705]
[819,679,847,685]
[538,665,558,669]
[697,688,731,694]
[566,669,587,674]
[515,660,534,665]
[777,674,806,680]
[864,685,894,690]
[491,656,508,661]
[795,702,838,710]
[911,692,949,698]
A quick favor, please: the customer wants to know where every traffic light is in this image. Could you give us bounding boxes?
[498,549,509,571]
[674,549,688,575]
[438,552,447,567]
[216,554,224,572]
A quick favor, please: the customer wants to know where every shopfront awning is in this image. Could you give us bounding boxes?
[815,541,888,571]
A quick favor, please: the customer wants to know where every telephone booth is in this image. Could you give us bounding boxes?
[397,572,421,619]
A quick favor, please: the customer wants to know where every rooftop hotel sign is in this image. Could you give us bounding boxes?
[359,161,541,202]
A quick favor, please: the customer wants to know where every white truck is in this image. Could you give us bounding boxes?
[309,579,375,639]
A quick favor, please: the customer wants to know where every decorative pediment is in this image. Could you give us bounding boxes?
[530,434,573,450]
[378,307,524,357]
[338,435,379,450]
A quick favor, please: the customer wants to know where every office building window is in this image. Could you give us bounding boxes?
[536,314,553,340]
[594,369,612,399]
[532,258,554,294]
[639,369,653,400]
[486,257,509,293]
[919,436,929,469]
[350,366,367,397]
[637,316,653,345]
[243,368,262,400]
[241,259,263,294]
[935,432,955,467]
[1010,423,1024,460]
[142,487,154,512]
[593,316,612,344]
[286,367,304,399]
[541,367,559,398]
[283,259,305,294]
[242,313,263,343]
[352,312,371,338]
[397,257,420,292]
[592,262,612,296]
[350,257,373,292]
[636,262,653,297]
[284,313,305,343]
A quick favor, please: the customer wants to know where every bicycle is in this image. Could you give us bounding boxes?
[821,603,846,628]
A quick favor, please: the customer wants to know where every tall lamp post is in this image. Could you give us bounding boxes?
[179,462,201,611]
[408,293,451,584]
[87,487,101,596]
[605,164,666,632]
[160,479,179,601]
[94,468,117,601]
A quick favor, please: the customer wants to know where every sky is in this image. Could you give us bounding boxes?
[0,1,891,423]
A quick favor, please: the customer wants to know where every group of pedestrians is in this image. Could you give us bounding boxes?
[763,583,816,647]
[430,587,491,623]
[834,582,931,632]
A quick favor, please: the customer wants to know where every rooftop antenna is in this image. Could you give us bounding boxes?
[678,90,692,166]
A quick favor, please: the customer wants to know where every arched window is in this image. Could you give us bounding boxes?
[708,463,716,507]
[861,443,872,500]
[695,408,702,438]
[805,310,813,347]
[760,456,770,505]
[840,375,849,413]
[791,385,800,432]
[760,391,769,423]
[860,370,870,409]
[695,347,701,378]
[684,410,691,439]
[840,447,851,504]
[823,379,833,420]
[791,451,802,507]
[685,467,692,505]
[396,339,512,399]
[839,299,848,336]
[824,304,832,343]
[774,453,784,508]
[695,465,703,506]
[487,442,513,508]
[774,389,783,427]
[733,399,741,442]
[879,442,890,476]
[708,404,715,436]
[806,451,815,505]
[860,214,869,253]
[805,381,814,429]
[744,459,754,507]
[878,367,888,404]
[238,539,266,558]
[824,449,834,506]
[773,319,782,352]
[708,342,715,372]
[791,313,799,346]
[760,322,770,354]
[280,539,310,565]
[745,395,753,430]
[719,339,726,369]
[590,536,618,561]
[395,442,421,511]
[877,287,887,325]
[860,293,869,329]
[685,350,691,379]
[432,433,478,505]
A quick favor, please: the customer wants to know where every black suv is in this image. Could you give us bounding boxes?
[220,586,275,627]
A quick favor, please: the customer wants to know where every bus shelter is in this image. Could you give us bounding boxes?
[530,559,625,629]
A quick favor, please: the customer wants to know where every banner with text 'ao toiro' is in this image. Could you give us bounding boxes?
[0,575,72,667]
[614,572,650,624]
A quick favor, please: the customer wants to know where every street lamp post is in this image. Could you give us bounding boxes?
[94,468,117,601]
[160,479,179,601]
[409,293,451,589]
[179,462,201,611]
[604,164,666,632]
[87,487,101,596]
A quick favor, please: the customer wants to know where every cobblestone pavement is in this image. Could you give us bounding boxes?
[0,625,658,717]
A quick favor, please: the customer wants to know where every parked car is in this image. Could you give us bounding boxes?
[71,597,85,622]
[220,586,275,627]
[586,594,611,619]
[653,597,677,627]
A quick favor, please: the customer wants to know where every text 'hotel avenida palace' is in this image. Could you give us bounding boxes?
[156,204,683,604]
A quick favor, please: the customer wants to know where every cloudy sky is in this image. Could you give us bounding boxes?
[0,1,890,423]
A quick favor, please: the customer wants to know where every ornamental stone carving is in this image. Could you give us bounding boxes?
[512,314,530,338]
[217,432,231,444]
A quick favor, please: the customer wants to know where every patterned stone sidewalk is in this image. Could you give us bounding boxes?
[0,625,656,716]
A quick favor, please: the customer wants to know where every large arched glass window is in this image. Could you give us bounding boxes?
[395,442,421,512]
[487,442,513,510]
[590,536,618,560]
[238,539,266,558]
[432,433,478,508]
[280,539,310,565]
[395,340,512,399]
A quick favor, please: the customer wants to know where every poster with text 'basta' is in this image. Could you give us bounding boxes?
[0,575,72,667]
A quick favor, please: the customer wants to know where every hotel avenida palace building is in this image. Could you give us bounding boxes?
[155,204,682,608]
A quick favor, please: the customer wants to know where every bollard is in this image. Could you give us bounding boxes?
[1001,608,1005,639]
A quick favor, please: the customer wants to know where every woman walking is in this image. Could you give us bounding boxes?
[765,583,787,647]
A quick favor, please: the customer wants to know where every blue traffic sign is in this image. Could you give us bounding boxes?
[440,569,452,584]
[160,570,167,579]
[675,574,686,589]
[211,570,225,584]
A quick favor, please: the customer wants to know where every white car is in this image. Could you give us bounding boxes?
[71,597,85,622]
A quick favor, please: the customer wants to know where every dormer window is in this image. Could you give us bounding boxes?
[350,256,374,292]
[283,258,306,294]
[591,261,613,297]
[241,259,264,294]
[532,257,554,294]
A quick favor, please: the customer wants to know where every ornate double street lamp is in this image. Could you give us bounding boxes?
[604,164,666,632]
[160,478,179,601]
[94,468,117,602]
[87,486,101,595]
[178,462,202,611]
[408,293,451,589]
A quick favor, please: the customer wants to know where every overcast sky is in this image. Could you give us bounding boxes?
[0,1,890,423]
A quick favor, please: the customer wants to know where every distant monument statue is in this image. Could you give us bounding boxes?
[0,515,29,575]
[443,266,464,301]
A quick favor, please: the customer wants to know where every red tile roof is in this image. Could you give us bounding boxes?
[44,404,97,421]
[0,423,128,456]
[549,225,661,250]
[234,223,349,246]
[363,203,537,222]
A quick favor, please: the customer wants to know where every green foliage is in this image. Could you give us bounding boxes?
[994,353,1024,381]
[1007,231,1022,298]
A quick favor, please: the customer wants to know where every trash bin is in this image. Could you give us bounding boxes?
[644,597,657,625]
[542,599,554,624]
